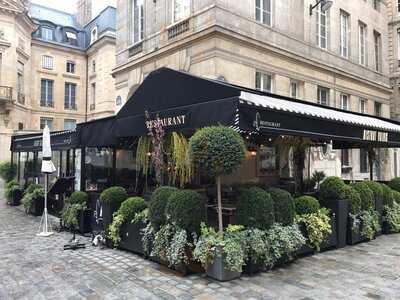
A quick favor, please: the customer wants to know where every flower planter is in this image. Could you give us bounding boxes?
[347,215,368,245]
[29,196,44,216]
[375,197,384,236]
[78,209,92,234]
[242,261,262,275]
[119,221,146,255]
[296,223,314,257]
[10,188,23,206]
[382,219,391,234]
[319,199,350,248]
[320,214,338,251]
[206,248,241,281]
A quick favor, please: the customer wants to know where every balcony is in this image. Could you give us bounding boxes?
[168,19,190,40]
[0,86,12,103]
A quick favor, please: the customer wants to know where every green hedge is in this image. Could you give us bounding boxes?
[295,196,320,215]
[381,184,394,208]
[269,188,295,226]
[117,197,147,221]
[68,191,88,205]
[235,187,275,230]
[344,186,362,215]
[100,186,127,205]
[351,182,374,211]
[165,189,205,232]
[392,190,400,205]
[319,177,347,201]
[388,177,400,192]
[364,181,383,200]
[148,186,179,230]
[0,162,16,182]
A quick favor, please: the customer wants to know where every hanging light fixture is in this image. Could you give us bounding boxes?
[310,0,333,15]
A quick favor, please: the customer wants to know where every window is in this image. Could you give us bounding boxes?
[116,95,122,106]
[66,61,75,73]
[17,61,24,104]
[358,22,367,66]
[91,27,98,44]
[397,29,400,66]
[374,31,382,72]
[18,122,23,131]
[131,0,144,44]
[40,117,53,130]
[173,0,190,23]
[255,71,273,93]
[359,98,367,114]
[64,119,76,131]
[373,0,380,11]
[317,86,329,106]
[360,149,369,173]
[341,149,350,166]
[340,94,349,110]
[64,83,77,110]
[90,83,96,110]
[374,102,382,117]
[316,4,328,49]
[290,80,299,99]
[66,31,77,45]
[41,27,53,40]
[40,79,53,107]
[255,0,272,26]
[42,55,53,70]
[340,11,349,58]
[92,60,96,73]
[398,0,400,13]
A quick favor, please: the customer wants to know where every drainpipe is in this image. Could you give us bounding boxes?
[85,52,89,122]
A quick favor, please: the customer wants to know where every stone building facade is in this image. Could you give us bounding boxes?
[112,0,396,181]
[0,0,116,161]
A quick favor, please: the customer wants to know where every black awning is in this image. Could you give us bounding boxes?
[11,130,79,152]
[77,116,116,147]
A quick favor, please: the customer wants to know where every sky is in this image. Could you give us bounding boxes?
[30,0,116,16]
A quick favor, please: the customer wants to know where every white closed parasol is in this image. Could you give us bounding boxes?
[37,125,55,237]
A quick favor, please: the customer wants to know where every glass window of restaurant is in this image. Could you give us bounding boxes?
[116,149,138,192]
[84,148,114,192]
[19,152,27,186]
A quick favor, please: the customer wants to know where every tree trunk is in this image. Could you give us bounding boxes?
[217,176,223,234]
[368,148,375,181]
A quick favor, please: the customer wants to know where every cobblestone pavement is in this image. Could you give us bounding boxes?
[1,181,400,300]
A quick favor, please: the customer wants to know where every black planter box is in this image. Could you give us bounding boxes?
[321,215,338,251]
[375,197,384,236]
[206,248,241,281]
[10,188,23,206]
[319,199,350,248]
[102,201,121,230]
[242,261,262,275]
[119,221,146,255]
[382,220,391,234]
[30,196,44,216]
[78,209,92,234]
[347,216,368,245]
[296,223,314,257]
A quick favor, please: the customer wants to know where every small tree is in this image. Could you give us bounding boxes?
[189,126,246,233]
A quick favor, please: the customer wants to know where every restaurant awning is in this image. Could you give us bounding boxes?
[77,116,117,147]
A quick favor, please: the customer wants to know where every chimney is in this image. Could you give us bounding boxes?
[76,0,92,26]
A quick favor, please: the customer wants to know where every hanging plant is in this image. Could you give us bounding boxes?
[136,135,152,178]
[170,132,192,187]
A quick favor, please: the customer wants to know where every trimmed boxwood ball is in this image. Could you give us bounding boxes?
[189,126,246,177]
[392,190,400,205]
[269,188,295,226]
[388,177,400,192]
[117,197,147,221]
[235,187,275,230]
[148,186,179,230]
[351,182,374,211]
[68,191,88,205]
[165,189,205,232]
[319,176,347,201]
[100,186,127,205]
[344,185,362,215]
[364,181,383,200]
[295,195,320,215]
[381,184,394,208]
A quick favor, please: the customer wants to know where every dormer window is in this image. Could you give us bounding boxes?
[66,31,77,45]
[91,26,98,44]
[41,27,53,41]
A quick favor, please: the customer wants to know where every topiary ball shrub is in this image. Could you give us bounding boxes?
[319,176,347,201]
[269,188,295,226]
[388,177,400,192]
[148,186,179,231]
[381,184,394,208]
[189,126,246,177]
[365,181,383,201]
[165,189,205,233]
[117,197,147,221]
[392,190,400,205]
[295,196,320,215]
[100,186,127,205]
[235,187,275,230]
[344,186,362,215]
[0,162,16,182]
[68,191,88,205]
[351,182,374,211]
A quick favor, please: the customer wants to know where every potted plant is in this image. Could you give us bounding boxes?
[365,181,384,235]
[108,197,147,254]
[235,187,275,274]
[294,196,333,255]
[319,176,350,248]
[381,184,397,234]
[100,186,128,229]
[269,188,295,226]
[62,191,91,234]
[0,161,17,183]
[21,185,44,216]
[5,180,23,206]
[194,224,245,281]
